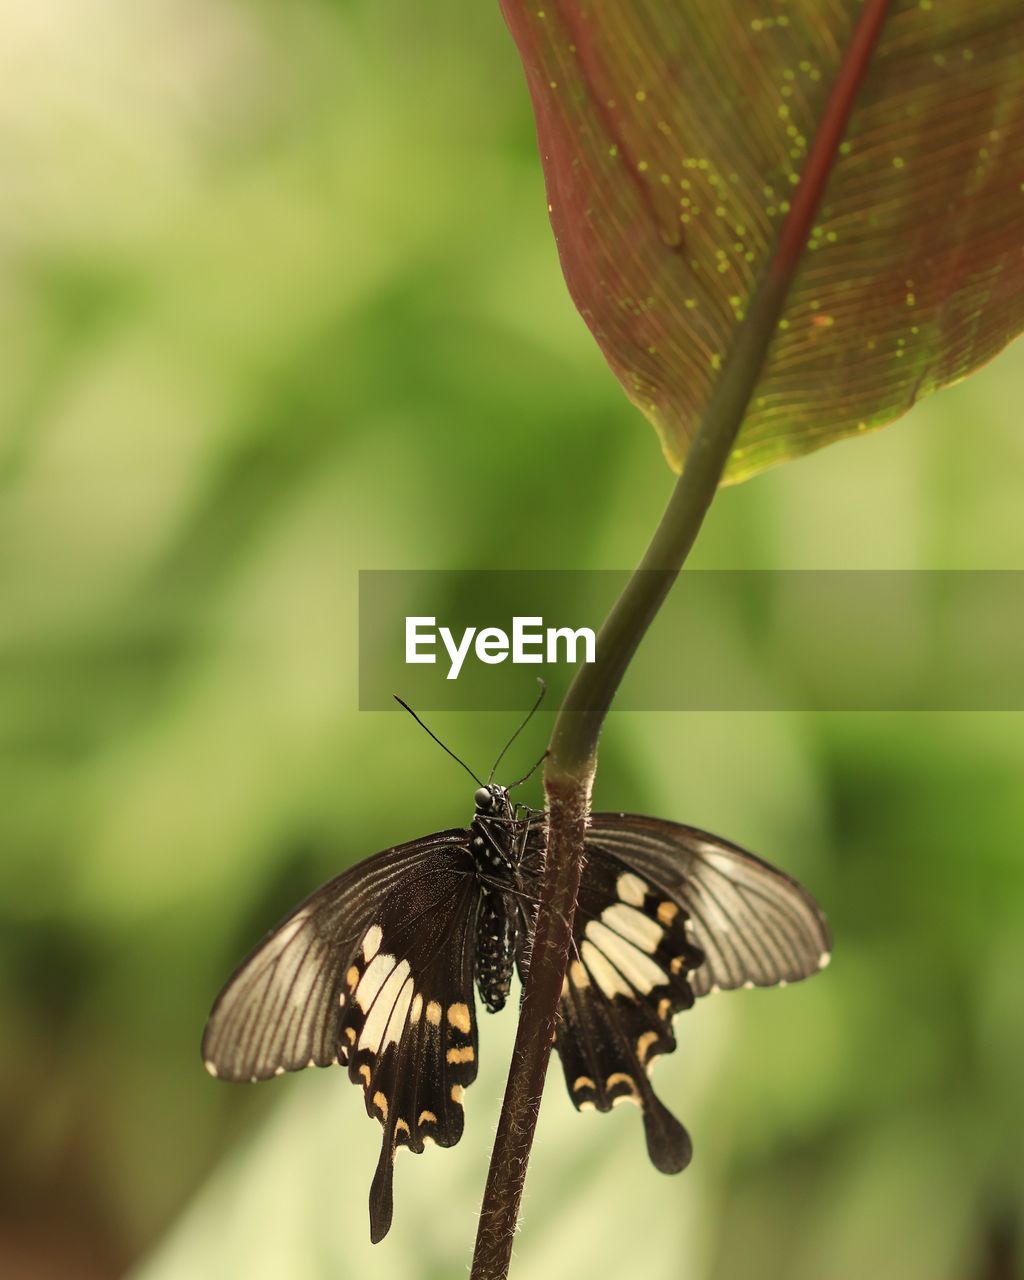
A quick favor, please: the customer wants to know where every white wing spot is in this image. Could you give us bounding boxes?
[580,939,631,1000]
[383,977,415,1049]
[616,872,648,907]
[818,951,832,970]
[585,920,665,995]
[602,902,663,953]
[205,1061,219,1078]
[355,953,398,1012]
[359,960,412,1052]
[447,1002,472,1034]
[362,924,384,962]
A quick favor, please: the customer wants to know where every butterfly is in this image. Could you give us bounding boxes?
[202,697,831,1242]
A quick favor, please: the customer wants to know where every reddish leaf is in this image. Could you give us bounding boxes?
[500,1,1024,482]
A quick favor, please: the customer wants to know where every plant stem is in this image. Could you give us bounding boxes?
[471,4,890,1276]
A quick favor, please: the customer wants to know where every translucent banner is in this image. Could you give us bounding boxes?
[359,570,1024,711]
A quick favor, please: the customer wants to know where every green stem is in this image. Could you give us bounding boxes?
[471,4,890,1276]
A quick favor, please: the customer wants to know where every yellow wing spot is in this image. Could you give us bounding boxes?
[561,975,569,997]
[607,1072,638,1097]
[658,998,672,1020]
[637,1031,659,1064]
[569,960,590,988]
[346,966,360,989]
[409,993,423,1023]
[373,1091,389,1120]
[395,1118,410,1138]
[358,1064,371,1086]
[450,1085,465,1104]
[446,1046,475,1065]
[418,1110,437,1126]
[447,1003,472,1034]
[670,956,686,975]
[572,1075,596,1093]
[344,1027,357,1043]
[657,901,679,925]
[425,1001,442,1026]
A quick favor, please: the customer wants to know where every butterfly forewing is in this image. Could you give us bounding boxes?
[586,815,832,995]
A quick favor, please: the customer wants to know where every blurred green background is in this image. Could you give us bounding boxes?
[1,2,1022,1278]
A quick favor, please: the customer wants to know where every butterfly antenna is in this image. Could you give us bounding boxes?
[507,747,549,791]
[393,696,484,787]
[488,678,547,784]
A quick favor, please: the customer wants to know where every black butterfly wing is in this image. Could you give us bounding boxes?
[550,840,705,1173]
[201,830,482,1243]
[586,814,832,995]
[548,814,831,1173]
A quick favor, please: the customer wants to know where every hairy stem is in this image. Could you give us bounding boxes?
[471,4,890,1276]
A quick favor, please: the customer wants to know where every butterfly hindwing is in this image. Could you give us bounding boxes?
[551,846,705,1173]
[549,815,831,1174]
[339,862,481,1242]
[201,830,481,1242]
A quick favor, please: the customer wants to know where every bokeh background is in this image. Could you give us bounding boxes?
[2,2,1022,1278]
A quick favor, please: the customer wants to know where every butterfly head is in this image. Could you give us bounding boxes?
[474,784,511,815]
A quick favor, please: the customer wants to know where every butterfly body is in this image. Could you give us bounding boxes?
[203,790,831,1242]
[468,784,542,1013]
